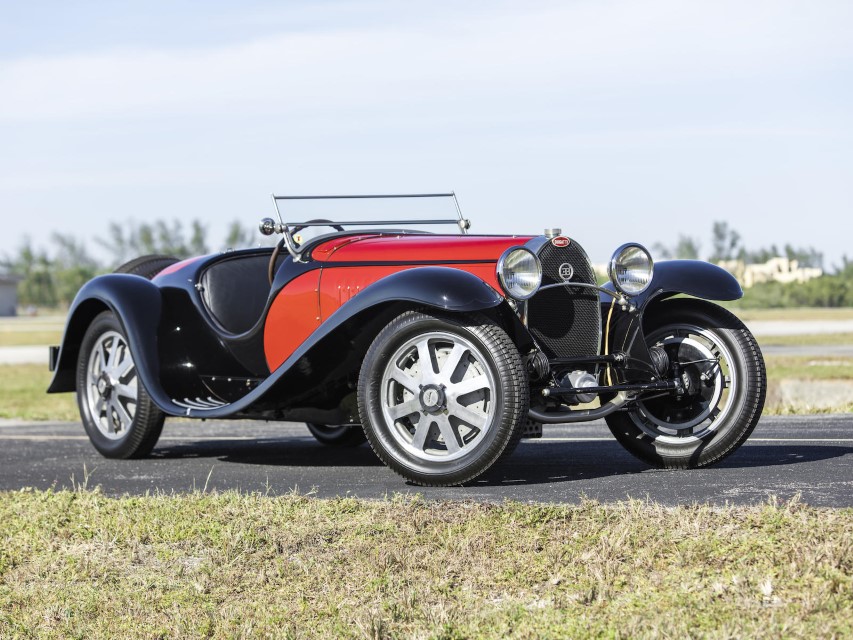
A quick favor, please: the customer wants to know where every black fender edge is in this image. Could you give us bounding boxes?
[600,260,742,382]
[47,275,165,400]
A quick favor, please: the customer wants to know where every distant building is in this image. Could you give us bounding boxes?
[717,257,823,289]
[0,273,22,316]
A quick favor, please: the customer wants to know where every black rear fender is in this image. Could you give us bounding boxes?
[47,275,164,397]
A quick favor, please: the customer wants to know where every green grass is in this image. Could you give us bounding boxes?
[757,332,853,347]
[731,307,853,321]
[0,490,850,639]
[0,365,78,422]
[765,355,853,381]
[0,330,63,347]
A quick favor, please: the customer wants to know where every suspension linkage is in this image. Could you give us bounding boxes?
[542,379,682,398]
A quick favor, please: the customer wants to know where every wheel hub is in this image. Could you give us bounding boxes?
[419,384,446,414]
[97,373,113,399]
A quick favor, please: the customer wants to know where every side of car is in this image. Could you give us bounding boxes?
[48,198,766,486]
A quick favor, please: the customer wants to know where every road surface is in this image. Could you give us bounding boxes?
[0,414,850,506]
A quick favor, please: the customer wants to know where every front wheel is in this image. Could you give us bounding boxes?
[605,299,766,469]
[358,311,528,486]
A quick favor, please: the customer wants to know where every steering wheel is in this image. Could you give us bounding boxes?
[268,219,346,285]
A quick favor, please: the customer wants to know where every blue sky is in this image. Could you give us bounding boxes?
[1,0,852,267]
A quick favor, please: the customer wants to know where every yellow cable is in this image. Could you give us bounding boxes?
[605,298,616,386]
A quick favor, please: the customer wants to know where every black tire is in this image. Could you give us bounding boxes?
[306,423,367,447]
[358,310,528,486]
[605,299,766,469]
[114,254,180,279]
[76,311,165,459]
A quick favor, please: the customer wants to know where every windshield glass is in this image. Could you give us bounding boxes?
[272,193,468,244]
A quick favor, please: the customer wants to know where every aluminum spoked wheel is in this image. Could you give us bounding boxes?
[76,311,165,458]
[380,331,497,463]
[85,330,139,440]
[359,311,528,486]
[605,300,765,469]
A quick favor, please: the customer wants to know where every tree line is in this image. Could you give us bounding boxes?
[2,218,849,308]
[652,221,824,269]
[1,219,260,308]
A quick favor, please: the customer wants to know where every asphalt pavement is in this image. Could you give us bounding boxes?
[1,414,850,506]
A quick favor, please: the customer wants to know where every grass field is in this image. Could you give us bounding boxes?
[0,364,78,422]
[0,490,850,639]
[728,307,853,321]
[0,315,64,347]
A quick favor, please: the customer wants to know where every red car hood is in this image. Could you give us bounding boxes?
[311,234,536,263]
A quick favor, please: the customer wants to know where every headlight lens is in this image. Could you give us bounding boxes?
[608,243,654,295]
[497,247,542,300]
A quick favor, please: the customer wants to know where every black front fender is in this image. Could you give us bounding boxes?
[600,259,742,308]
[601,260,742,383]
[47,274,164,397]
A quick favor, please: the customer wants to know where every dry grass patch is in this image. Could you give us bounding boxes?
[0,491,851,639]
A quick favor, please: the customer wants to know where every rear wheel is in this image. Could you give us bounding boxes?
[605,300,765,468]
[76,312,165,458]
[358,311,528,486]
[114,254,179,278]
[306,423,367,447]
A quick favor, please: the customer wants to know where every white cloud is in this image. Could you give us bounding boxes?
[1,0,850,122]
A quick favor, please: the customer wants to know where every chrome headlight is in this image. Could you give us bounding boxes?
[608,243,654,295]
[497,247,542,300]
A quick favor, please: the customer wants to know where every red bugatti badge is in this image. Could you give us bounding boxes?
[551,236,571,248]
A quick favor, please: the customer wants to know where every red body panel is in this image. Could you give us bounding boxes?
[318,263,502,323]
[263,271,321,372]
[264,234,535,371]
[313,234,533,263]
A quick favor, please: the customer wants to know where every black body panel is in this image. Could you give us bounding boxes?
[49,252,507,420]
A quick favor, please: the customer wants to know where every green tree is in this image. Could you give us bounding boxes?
[709,221,741,263]
[3,238,57,307]
[223,220,255,250]
[50,233,101,305]
[652,235,701,260]
[97,218,209,266]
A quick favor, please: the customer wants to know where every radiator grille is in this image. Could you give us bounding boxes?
[527,239,601,359]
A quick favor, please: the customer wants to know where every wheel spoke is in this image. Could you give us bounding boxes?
[416,339,436,381]
[112,399,133,431]
[449,375,489,399]
[106,337,120,371]
[435,415,461,453]
[93,396,106,417]
[439,343,467,382]
[387,399,421,421]
[449,402,487,430]
[114,383,137,402]
[114,353,135,379]
[411,419,432,451]
[97,342,108,373]
[389,367,420,395]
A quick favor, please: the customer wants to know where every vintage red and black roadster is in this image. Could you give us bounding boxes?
[48,193,766,485]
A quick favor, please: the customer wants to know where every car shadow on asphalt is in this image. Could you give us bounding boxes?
[151,438,853,487]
